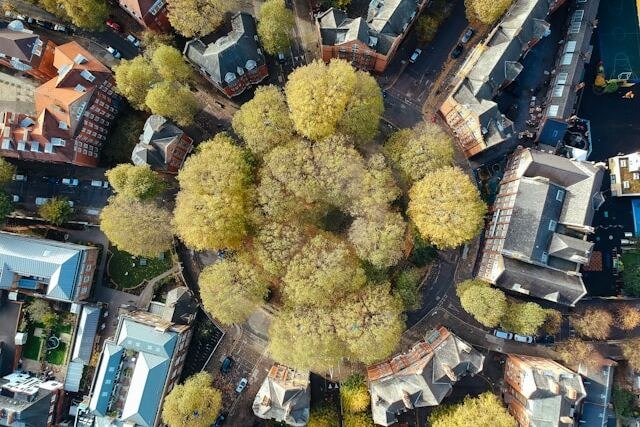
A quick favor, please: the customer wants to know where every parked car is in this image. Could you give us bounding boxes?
[461,28,475,43]
[12,174,27,182]
[277,52,286,63]
[451,43,464,59]
[409,48,422,63]
[220,356,234,374]
[513,334,533,343]
[106,46,121,59]
[53,24,67,32]
[105,18,122,32]
[11,195,19,203]
[235,378,248,393]
[67,200,74,208]
[62,178,79,186]
[126,34,140,47]
[213,412,228,427]
[35,197,50,206]
[493,330,513,340]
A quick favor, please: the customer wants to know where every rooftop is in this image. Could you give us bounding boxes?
[252,364,310,426]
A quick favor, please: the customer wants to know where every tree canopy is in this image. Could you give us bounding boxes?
[456,280,507,328]
[199,257,269,325]
[464,0,513,24]
[500,302,548,336]
[307,405,339,427]
[145,81,198,126]
[173,134,252,250]
[555,339,597,369]
[429,392,516,427]
[617,305,640,330]
[621,338,640,372]
[285,60,383,143]
[38,197,72,225]
[348,212,406,269]
[340,374,370,414]
[408,167,486,249]
[573,308,613,340]
[106,164,165,201]
[100,196,173,257]
[114,56,159,110]
[161,372,222,427]
[385,122,454,184]
[258,0,295,55]
[231,85,294,157]
[43,0,108,29]
[151,44,193,83]
[166,0,228,37]
[283,234,366,306]
[0,157,16,186]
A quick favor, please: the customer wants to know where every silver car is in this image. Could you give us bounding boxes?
[235,378,248,393]
[461,28,475,43]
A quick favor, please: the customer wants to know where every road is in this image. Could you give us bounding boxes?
[380,0,469,128]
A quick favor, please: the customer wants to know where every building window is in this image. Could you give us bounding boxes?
[556,189,565,201]
[621,159,628,168]
[548,220,557,231]
[610,174,616,183]
[623,181,630,189]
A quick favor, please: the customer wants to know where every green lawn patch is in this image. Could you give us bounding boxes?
[108,247,172,289]
[46,341,67,365]
[23,335,41,361]
[622,251,640,296]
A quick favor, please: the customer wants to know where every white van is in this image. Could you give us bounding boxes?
[12,174,27,181]
[91,180,103,187]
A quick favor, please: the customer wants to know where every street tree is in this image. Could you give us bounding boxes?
[141,30,176,51]
[555,339,597,369]
[384,122,454,184]
[100,196,173,257]
[335,284,405,364]
[500,302,548,336]
[573,308,614,340]
[340,374,370,414]
[38,197,72,225]
[114,56,158,110]
[621,338,640,372]
[145,81,199,126]
[151,45,193,83]
[173,134,252,250]
[348,211,406,269]
[283,234,366,306]
[393,267,422,311]
[254,221,313,275]
[429,392,516,427]
[106,164,165,201]
[199,257,269,325]
[0,157,16,186]
[232,85,294,157]
[542,309,562,335]
[166,0,227,37]
[59,0,108,29]
[408,167,486,249]
[464,0,512,25]
[617,304,640,330]
[161,372,222,427]
[258,0,294,55]
[268,306,347,371]
[285,60,382,143]
[456,280,507,328]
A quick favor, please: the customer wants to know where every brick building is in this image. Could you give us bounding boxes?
[317,0,429,73]
[0,42,121,167]
[117,0,171,32]
[131,115,193,174]
[183,12,268,98]
[0,20,57,81]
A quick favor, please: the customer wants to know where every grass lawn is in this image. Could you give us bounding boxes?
[622,251,640,296]
[109,247,172,289]
[23,335,41,360]
[46,342,67,365]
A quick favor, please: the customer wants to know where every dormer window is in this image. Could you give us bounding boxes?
[556,189,565,202]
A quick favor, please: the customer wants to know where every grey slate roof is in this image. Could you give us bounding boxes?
[132,115,185,170]
[579,359,616,427]
[252,365,310,426]
[502,177,565,263]
[0,231,92,301]
[496,257,587,306]
[318,0,420,55]
[369,328,484,426]
[184,12,264,86]
[162,286,197,325]
[64,359,84,392]
[0,27,38,62]
[89,342,124,415]
[71,305,101,364]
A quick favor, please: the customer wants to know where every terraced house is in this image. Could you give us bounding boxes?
[0,42,121,167]
[318,0,428,73]
[476,148,605,306]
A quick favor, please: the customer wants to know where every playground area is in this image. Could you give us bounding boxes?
[598,0,640,80]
